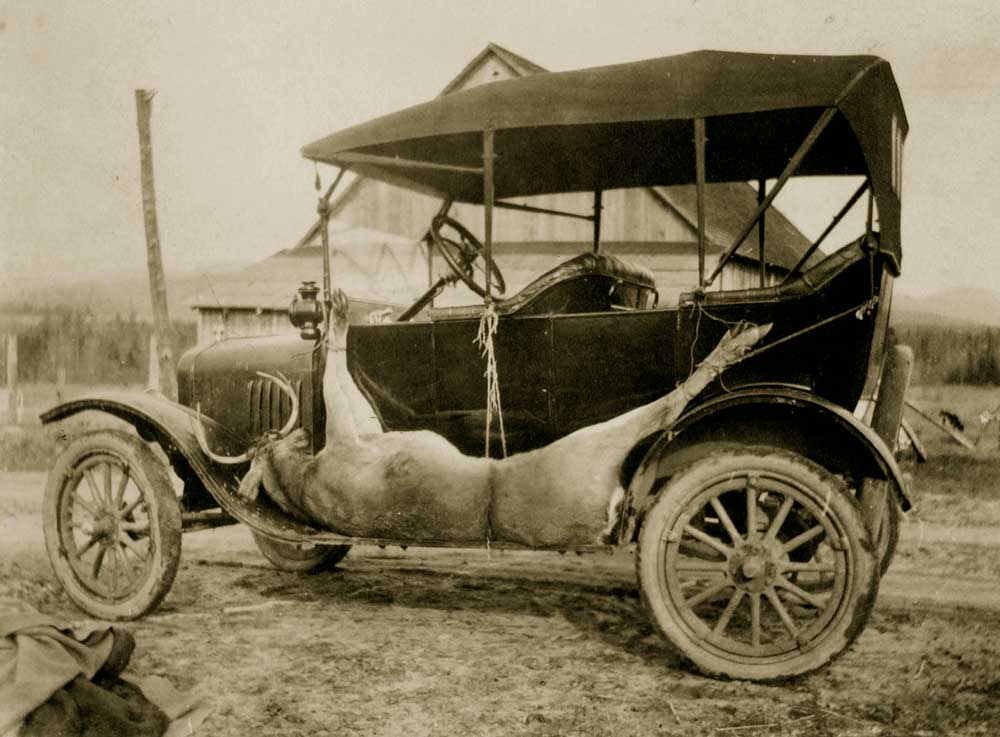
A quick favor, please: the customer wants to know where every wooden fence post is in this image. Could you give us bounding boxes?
[135,89,178,400]
[5,334,18,426]
[56,365,67,403]
[147,333,161,391]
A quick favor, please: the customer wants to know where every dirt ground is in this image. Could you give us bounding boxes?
[2,460,1000,737]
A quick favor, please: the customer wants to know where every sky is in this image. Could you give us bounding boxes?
[2,0,999,298]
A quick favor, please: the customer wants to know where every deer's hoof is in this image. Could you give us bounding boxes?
[331,288,349,322]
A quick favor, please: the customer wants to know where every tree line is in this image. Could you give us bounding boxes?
[1,306,998,387]
[893,325,1000,385]
[0,306,196,385]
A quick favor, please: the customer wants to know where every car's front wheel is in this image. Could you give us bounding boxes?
[43,430,182,620]
[636,446,878,681]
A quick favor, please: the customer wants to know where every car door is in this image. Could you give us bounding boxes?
[432,314,552,456]
[548,309,679,436]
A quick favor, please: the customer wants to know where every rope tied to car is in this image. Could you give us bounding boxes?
[475,300,508,460]
[683,295,880,392]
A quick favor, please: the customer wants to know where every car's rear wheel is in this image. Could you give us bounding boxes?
[636,446,878,681]
[251,531,350,572]
[43,430,182,620]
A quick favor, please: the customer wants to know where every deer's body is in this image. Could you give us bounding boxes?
[236,291,769,546]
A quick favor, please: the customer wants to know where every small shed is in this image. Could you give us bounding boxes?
[189,224,420,345]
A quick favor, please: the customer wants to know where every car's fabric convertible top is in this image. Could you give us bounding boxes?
[302,51,907,270]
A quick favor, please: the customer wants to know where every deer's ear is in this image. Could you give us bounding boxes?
[237,461,264,501]
[286,428,311,452]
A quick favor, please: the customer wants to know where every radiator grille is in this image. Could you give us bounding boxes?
[248,377,304,436]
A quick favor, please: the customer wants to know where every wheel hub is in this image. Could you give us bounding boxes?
[729,543,779,593]
[91,511,117,540]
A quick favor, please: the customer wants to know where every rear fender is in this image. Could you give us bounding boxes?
[621,386,912,541]
[40,391,322,542]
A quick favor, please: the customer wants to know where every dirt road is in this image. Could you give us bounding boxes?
[3,471,999,736]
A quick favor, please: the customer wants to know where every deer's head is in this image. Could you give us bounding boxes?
[192,371,303,503]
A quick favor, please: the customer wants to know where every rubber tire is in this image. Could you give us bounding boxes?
[43,430,182,620]
[251,531,350,572]
[636,446,879,681]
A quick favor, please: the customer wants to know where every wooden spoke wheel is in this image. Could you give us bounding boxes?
[251,531,350,572]
[637,447,878,681]
[43,430,181,620]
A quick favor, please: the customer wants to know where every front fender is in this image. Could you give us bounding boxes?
[625,386,912,525]
[40,391,323,543]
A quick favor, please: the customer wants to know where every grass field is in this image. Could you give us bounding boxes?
[0,381,140,471]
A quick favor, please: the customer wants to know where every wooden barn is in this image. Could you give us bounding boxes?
[189,223,420,345]
[191,44,817,342]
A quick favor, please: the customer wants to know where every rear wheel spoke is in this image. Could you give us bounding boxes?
[764,496,795,542]
[684,579,732,609]
[674,560,729,573]
[765,586,800,638]
[683,525,733,558]
[712,590,745,637]
[750,592,762,648]
[709,497,743,545]
[745,482,758,540]
[777,578,828,609]
[782,524,825,554]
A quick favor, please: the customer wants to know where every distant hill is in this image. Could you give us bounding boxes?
[1,263,250,322]
[892,288,1000,328]
[5,263,1000,332]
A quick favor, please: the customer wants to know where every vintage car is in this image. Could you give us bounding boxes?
[41,51,911,681]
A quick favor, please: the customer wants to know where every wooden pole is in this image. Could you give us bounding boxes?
[5,335,17,425]
[482,128,495,301]
[694,118,707,287]
[757,178,766,287]
[592,189,603,254]
[860,345,913,540]
[135,89,177,400]
[147,333,161,391]
[56,364,67,404]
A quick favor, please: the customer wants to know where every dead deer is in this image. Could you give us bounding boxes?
[196,289,770,547]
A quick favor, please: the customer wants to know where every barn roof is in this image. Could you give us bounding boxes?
[652,183,816,270]
[188,223,419,311]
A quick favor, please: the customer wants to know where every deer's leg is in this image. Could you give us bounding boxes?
[490,321,772,546]
[323,289,383,447]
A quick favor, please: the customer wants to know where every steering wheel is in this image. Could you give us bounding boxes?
[430,215,506,298]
